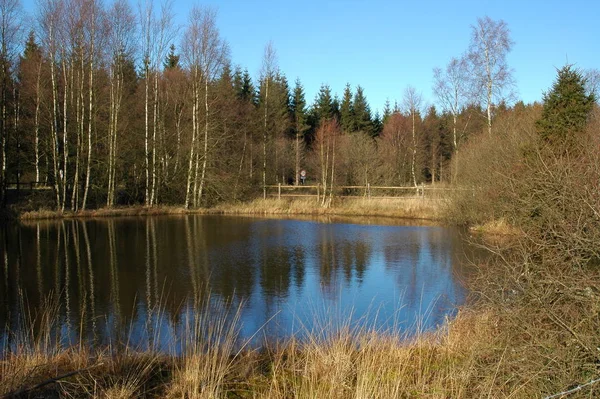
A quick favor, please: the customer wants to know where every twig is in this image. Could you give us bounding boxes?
[544,377,600,399]
[1,362,104,398]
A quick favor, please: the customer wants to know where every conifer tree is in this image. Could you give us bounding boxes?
[163,44,180,70]
[536,65,595,147]
[314,84,334,123]
[291,78,308,185]
[372,111,383,137]
[339,83,354,133]
[382,99,391,124]
[353,85,372,135]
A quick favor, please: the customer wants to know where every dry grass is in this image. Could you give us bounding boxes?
[214,197,444,220]
[469,218,521,236]
[17,196,445,222]
[0,292,522,399]
[18,205,192,221]
[4,294,597,398]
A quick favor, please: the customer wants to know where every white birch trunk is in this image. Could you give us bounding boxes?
[198,75,209,203]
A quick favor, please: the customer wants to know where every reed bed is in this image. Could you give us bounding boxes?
[17,196,445,222]
[215,197,444,220]
[0,293,549,399]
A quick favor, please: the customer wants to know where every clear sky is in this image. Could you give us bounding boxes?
[23,0,600,114]
[180,0,600,113]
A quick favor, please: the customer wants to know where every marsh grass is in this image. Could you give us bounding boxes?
[0,291,504,399]
[3,261,597,398]
[215,197,444,220]
[18,205,191,221]
[17,196,444,222]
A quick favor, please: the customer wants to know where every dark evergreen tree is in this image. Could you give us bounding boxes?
[372,111,383,137]
[331,94,340,121]
[536,65,595,147]
[163,44,180,70]
[382,98,391,124]
[314,84,334,123]
[237,68,256,104]
[291,79,308,137]
[291,78,308,184]
[17,31,44,181]
[353,85,372,135]
[339,83,354,133]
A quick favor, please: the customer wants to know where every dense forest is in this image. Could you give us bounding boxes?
[0,1,596,212]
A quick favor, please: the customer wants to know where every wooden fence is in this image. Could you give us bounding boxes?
[6,181,53,191]
[265,183,459,201]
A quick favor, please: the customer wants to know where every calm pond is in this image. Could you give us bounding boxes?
[0,215,477,353]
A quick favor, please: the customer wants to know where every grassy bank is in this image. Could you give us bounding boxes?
[17,197,444,222]
[3,268,598,399]
[0,304,505,398]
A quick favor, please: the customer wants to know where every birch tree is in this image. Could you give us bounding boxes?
[181,6,227,208]
[259,41,277,199]
[138,0,174,206]
[433,56,469,153]
[315,118,339,207]
[106,0,135,207]
[39,0,66,210]
[468,16,514,135]
[17,31,45,185]
[80,0,102,210]
[402,86,422,187]
[0,0,21,207]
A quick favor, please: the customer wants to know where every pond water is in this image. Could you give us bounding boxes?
[0,215,477,353]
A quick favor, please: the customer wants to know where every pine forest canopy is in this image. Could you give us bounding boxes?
[0,1,597,211]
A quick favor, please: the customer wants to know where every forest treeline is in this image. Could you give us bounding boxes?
[0,1,596,211]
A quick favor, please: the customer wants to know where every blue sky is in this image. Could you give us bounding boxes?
[178,0,599,113]
[24,0,600,114]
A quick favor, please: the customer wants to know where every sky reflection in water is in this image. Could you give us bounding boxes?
[0,215,476,353]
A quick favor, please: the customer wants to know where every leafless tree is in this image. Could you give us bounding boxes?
[315,118,339,207]
[584,68,600,100]
[181,6,227,208]
[259,41,277,199]
[138,0,175,206]
[0,0,21,205]
[433,56,470,152]
[402,86,422,187]
[106,0,136,207]
[468,16,515,135]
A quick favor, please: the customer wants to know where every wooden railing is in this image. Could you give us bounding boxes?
[5,181,53,191]
[264,183,458,201]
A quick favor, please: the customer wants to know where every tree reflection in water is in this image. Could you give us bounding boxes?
[0,215,477,353]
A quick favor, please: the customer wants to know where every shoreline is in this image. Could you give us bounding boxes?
[15,197,446,222]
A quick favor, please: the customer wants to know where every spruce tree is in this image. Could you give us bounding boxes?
[291,79,308,136]
[163,44,180,70]
[353,86,373,135]
[233,67,256,104]
[382,99,391,124]
[536,65,595,147]
[314,84,334,123]
[339,83,354,133]
[372,111,383,137]
[291,79,308,184]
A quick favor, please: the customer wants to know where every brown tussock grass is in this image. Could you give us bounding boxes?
[17,197,445,223]
[6,298,592,398]
[469,218,521,236]
[1,295,505,398]
[18,205,192,221]
[214,197,444,220]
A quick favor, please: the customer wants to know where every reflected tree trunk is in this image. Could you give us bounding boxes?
[82,221,96,342]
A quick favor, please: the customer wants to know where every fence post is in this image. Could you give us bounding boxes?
[278,183,281,200]
[421,183,425,199]
[317,184,320,203]
[367,183,371,199]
